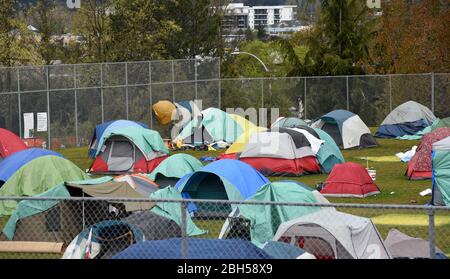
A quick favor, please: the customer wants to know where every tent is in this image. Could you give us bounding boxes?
[0,156,88,216]
[63,220,145,259]
[407,128,450,180]
[311,110,377,149]
[271,117,308,129]
[175,159,269,213]
[219,181,330,247]
[173,108,246,147]
[1,177,156,242]
[431,136,450,206]
[375,101,436,138]
[236,128,323,176]
[430,117,450,131]
[313,128,345,173]
[0,128,27,162]
[112,238,273,259]
[320,162,381,198]
[121,211,182,241]
[273,209,391,259]
[147,154,203,187]
[152,100,177,125]
[88,120,169,174]
[0,149,62,185]
[384,229,446,259]
[261,241,312,259]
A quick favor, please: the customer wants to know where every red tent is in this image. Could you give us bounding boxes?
[407,127,450,180]
[320,162,380,198]
[0,128,27,161]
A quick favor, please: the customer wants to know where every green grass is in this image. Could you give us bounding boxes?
[56,135,429,205]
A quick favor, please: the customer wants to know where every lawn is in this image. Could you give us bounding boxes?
[56,135,430,205]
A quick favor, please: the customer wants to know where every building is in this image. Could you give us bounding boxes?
[223,3,297,31]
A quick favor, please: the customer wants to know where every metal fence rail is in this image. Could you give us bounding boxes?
[0,61,449,149]
[0,196,449,259]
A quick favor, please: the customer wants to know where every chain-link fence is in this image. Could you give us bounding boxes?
[1,63,449,149]
[0,196,449,259]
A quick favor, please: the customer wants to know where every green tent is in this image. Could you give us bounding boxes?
[432,136,450,206]
[431,118,450,131]
[149,187,207,236]
[230,181,325,247]
[95,125,169,158]
[271,117,308,129]
[0,156,88,216]
[313,128,345,173]
[175,108,243,145]
[147,154,203,184]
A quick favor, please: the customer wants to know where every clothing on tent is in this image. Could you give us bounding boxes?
[375,101,436,138]
[395,146,417,162]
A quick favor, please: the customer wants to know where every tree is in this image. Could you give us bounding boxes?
[369,0,450,74]
[302,0,375,75]
[27,0,60,64]
[168,0,223,59]
[73,0,111,62]
[108,0,180,61]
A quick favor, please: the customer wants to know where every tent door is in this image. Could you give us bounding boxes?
[107,140,135,172]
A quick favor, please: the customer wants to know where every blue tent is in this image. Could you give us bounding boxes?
[112,238,272,259]
[0,148,62,184]
[175,159,269,202]
[88,120,148,158]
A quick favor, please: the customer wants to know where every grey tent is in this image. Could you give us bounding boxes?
[121,211,182,241]
[273,209,391,259]
[384,229,446,259]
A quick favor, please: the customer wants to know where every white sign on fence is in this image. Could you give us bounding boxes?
[23,113,34,139]
[37,112,48,132]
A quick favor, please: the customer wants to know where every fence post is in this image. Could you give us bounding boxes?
[389,75,392,112]
[346,76,349,111]
[125,62,129,120]
[17,68,22,138]
[74,65,78,147]
[427,208,436,259]
[304,77,307,120]
[100,63,104,123]
[218,58,221,109]
[172,60,175,102]
[261,79,264,108]
[194,59,198,100]
[431,72,435,113]
[46,66,51,150]
[149,61,153,129]
[181,201,188,259]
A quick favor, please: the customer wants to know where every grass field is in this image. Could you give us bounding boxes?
[56,136,430,205]
[2,132,449,258]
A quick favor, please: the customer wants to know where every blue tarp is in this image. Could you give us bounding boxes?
[88,120,148,158]
[0,148,62,183]
[175,159,269,201]
[375,119,430,138]
[112,238,272,259]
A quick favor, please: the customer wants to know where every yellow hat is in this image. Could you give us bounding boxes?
[152,100,176,125]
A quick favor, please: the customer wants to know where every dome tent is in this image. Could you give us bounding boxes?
[236,128,323,176]
[320,162,381,198]
[375,101,436,138]
[0,128,27,162]
[311,110,377,149]
[312,128,345,173]
[88,120,169,174]
[0,148,62,185]
[175,159,269,213]
[273,209,391,259]
[407,128,450,180]
[147,154,203,188]
[219,181,330,247]
[431,136,450,206]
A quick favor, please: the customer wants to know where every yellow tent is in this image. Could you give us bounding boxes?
[226,114,267,154]
[152,100,176,125]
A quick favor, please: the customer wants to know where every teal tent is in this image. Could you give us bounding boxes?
[220,181,328,247]
[147,154,203,187]
[174,108,243,145]
[0,156,88,216]
[271,117,308,129]
[432,136,450,206]
[313,128,345,173]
